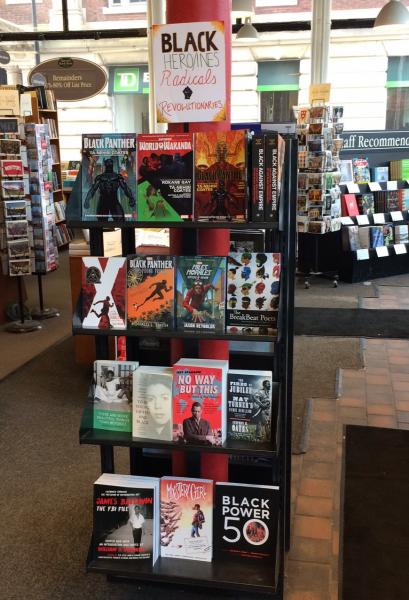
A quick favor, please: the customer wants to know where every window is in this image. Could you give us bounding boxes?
[386,57,409,130]
[257,60,300,123]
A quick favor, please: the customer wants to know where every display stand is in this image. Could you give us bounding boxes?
[30,273,60,320]
[5,277,42,333]
[66,135,297,598]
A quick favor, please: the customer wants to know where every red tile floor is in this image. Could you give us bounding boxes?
[285,338,409,599]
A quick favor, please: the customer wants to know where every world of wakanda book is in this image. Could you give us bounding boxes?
[194,130,248,222]
[127,255,175,330]
[137,133,193,221]
[92,473,160,564]
[81,133,137,222]
[81,257,126,329]
[160,476,213,562]
[175,256,226,333]
[226,252,281,336]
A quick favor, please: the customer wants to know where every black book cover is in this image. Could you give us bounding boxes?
[227,370,273,442]
[251,134,264,221]
[264,133,285,222]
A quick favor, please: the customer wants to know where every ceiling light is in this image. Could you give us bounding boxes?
[232,0,254,18]
[236,17,259,41]
[374,0,409,27]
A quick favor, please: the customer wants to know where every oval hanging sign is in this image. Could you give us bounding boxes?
[0,50,11,65]
[28,57,107,102]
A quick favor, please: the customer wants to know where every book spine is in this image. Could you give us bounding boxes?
[251,134,264,222]
[264,134,279,222]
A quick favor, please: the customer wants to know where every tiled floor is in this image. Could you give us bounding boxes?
[285,338,409,599]
[360,285,409,310]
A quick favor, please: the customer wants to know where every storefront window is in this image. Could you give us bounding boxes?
[386,57,409,130]
[77,0,147,30]
[258,60,299,123]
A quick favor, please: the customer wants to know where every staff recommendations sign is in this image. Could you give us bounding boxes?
[152,21,226,124]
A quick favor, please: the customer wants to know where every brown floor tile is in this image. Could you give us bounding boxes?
[365,374,390,386]
[396,400,409,411]
[285,591,328,600]
[397,410,409,423]
[388,355,409,366]
[338,396,366,408]
[312,410,336,423]
[299,478,334,499]
[366,404,396,416]
[330,581,339,600]
[302,461,336,480]
[365,367,391,376]
[339,406,367,420]
[285,561,331,595]
[296,496,333,518]
[392,380,409,392]
[289,536,332,564]
[366,393,394,405]
[367,415,398,428]
[313,399,337,411]
[303,445,337,463]
[366,339,386,346]
[340,369,365,380]
[366,384,394,397]
[390,372,409,382]
[386,340,409,349]
[332,529,339,556]
[398,422,409,430]
[389,364,409,374]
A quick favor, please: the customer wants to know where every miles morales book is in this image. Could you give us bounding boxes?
[81,133,136,222]
[81,257,126,329]
[127,254,175,330]
[137,133,193,221]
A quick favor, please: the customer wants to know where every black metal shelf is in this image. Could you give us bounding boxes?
[67,219,279,230]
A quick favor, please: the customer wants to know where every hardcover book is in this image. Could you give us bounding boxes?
[172,358,229,445]
[264,133,285,221]
[214,482,279,566]
[81,257,126,329]
[342,226,360,252]
[137,133,193,221]
[382,224,394,246]
[226,252,281,336]
[358,226,370,249]
[81,133,137,222]
[92,473,160,564]
[369,226,384,248]
[194,130,247,222]
[358,193,374,215]
[373,166,389,182]
[132,366,173,441]
[341,194,359,217]
[160,476,213,562]
[251,134,264,221]
[127,254,175,331]
[352,157,370,184]
[394,224,409,243]
[92,360,139,432]
[227,370,273,443]
[175,256,226,333]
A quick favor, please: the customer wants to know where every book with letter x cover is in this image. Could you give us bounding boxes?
[81,257,126,329]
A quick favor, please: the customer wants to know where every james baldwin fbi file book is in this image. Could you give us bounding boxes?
[92,473,160,564]
[81,257,126,329]
[127,254,175,331]
[160,476,213,562]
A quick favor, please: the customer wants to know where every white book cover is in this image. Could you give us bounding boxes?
[132,366,173,441]
[81,256,126,329]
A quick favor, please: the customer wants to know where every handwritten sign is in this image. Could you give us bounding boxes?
[153,21,226,123]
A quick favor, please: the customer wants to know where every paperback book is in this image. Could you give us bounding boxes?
[127,254,175,331]
[137,133,193,221]
[81,256,126,329]
[358,193,374,215]
[369,226,384,248]
[194,130,247,222]
[160,476,213,562]
[176,256,226,333]
[172,358,229,445]
[226,252,281,336]
[132,366,173,441]
[264,132,285,221]
[92,360,139,432]
[227,370,273,443]
[92,473,160,564]
[251,134,264,221]
[352,157,370,184]
[81,133,137,222]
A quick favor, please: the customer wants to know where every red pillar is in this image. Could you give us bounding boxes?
[167,0,232,482]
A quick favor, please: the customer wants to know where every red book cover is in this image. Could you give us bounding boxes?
[81,257,126,329]
[0,160,24,178]
[341,194,359,217]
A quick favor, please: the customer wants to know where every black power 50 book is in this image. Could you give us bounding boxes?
[214,482,280,568]
[92,473,160,565]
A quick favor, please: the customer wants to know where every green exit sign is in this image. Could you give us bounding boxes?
[113,67,149,94]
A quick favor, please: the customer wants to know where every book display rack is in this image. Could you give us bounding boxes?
[67,135,297,597]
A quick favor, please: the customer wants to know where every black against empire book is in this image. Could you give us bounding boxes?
[214,482,280,569]
[127,255,175,330]
[227,370,273,443]
[264,133,285,222]
[251,134,264,222]
[92,473,160,564]
[194,130,248,222]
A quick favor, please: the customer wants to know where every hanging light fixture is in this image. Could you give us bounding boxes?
[236,17,259,41]
[374,0,409,27]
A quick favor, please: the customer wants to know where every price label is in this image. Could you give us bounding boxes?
[347,183,360,194]
[356,249,369,261]
[376,246,389,258]
[390,211,404,222]
[373,213,385,224]
[394,244,407,255]
[387,180,398,191]
[340,216,354,225]
[369,182,382,192]
[356,215,370,226]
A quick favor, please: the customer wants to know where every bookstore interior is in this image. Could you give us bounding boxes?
[1,1,409,599]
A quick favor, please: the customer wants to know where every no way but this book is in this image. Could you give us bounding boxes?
[172,358,228,446]
[81,133,137,222]
[92,473,160,564]
[132,366,173,441]
[92,360,139,433]
[81,257,126,329]
[137,133,193,221]
[226,252,281,336]
[176,256,226,334]
[227,370,273,443]
[127,254,175,331]
[214,482,279,570]
[160,476,213,562]
[194,130,248,222]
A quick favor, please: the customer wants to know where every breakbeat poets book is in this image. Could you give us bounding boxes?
[194,130,247,222]
[127,254,175,330]
[226,252,281,336]
[137,133,193,221]
[176,255,226,333]
[81,257,126,329]
[172,358,228,445]
[160,476,213,562]
[214,482,279,568]
[227,370,273,443]
[92,473,160,564]
[81,133,137,222]
[133,366,173,441]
